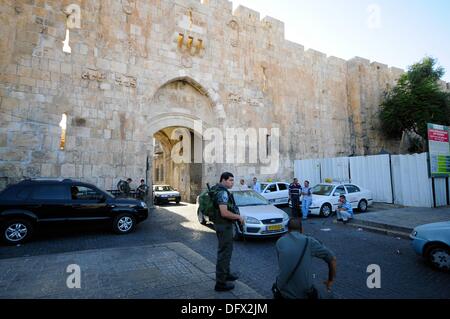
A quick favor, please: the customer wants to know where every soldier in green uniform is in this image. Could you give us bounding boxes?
[212,172,245,292]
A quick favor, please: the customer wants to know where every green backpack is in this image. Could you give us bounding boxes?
[198,184,220,219]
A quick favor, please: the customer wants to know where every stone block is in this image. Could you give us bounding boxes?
[60,63,72,74]
[61,164,76,177]
[0,134,7,147]
[48,60,60,73]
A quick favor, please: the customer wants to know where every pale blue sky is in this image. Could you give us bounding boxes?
[231,0,450,82]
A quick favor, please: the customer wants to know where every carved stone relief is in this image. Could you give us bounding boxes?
[121,0,136,15]
[227,20,240,48]
[81,68,106,82]
[115,74,137,88]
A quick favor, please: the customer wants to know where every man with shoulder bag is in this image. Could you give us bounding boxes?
[273,219,337,299]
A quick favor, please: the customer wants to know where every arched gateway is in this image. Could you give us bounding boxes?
[148,77,224,203]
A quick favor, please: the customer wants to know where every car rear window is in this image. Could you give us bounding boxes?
[31,185,69,200]
[0,186,18,200]
[333,186,346,196]
[345,185,360,193]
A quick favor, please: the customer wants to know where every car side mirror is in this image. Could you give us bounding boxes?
[265,190,271,193]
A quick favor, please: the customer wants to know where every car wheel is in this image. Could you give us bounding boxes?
[113,214,136,235]
[2,219,33,245]
[358,199,368,213]
[197,208,207,225]
[320,203,332,218]
[232,223,243,241]
[176,199,180,205]
[426,244,450,272]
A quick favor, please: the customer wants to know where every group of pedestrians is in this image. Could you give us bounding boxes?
[117,178,149,200]
[289,178,313,220]
[208,172,337,299]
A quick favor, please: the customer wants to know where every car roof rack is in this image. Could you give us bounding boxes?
[21,178,73,183]
[323,178,352,184]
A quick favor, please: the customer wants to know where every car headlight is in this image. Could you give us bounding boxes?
[411,231,418,238]
[245,216,261,225]
[141,201,148,209]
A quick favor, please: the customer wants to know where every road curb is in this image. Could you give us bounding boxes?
[332,220,412,239]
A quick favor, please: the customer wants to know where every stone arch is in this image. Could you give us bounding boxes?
[147,76,224,203]
[149,73,226,125]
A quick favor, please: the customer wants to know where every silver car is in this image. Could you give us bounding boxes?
[197,189,290,240]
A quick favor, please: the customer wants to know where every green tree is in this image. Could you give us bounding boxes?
[379,57,450,152]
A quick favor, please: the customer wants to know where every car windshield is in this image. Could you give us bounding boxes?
[232,191,269,207]
[155,186,174,192]
[312,184,334,196]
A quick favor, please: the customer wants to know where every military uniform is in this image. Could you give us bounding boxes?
[136,183,149,200]
[289,182,302,218]
[212,184,238,285]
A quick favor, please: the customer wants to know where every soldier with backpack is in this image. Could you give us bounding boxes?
[199,172,245,292]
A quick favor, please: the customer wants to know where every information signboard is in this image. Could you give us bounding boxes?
[428,123,450,177]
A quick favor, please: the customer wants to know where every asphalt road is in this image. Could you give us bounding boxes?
[0,203,449,299]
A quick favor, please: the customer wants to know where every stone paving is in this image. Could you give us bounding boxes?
[0,242,262,299]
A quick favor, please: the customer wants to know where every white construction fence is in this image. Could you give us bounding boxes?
[294,153,450,208]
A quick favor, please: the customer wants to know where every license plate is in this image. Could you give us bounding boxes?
[268,225,283,231]
[169,198,176,201]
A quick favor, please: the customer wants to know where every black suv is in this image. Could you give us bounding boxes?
[0,179,149,245]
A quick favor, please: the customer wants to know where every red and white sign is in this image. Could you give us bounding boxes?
[428,129,449,143]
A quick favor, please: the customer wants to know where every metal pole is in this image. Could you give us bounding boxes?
[446,177,449,206]
[431,177,436,208]
[389,154,395,204]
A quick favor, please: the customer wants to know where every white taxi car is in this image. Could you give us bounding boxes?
[197,189,290,240]
[153,185,181,205]
[259,182,290,205]
[296,183,374,218]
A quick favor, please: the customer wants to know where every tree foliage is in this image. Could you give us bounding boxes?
[379,57,450,144]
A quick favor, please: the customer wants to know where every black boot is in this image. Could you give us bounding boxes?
[215,282,235,292]
[226,273,239,281]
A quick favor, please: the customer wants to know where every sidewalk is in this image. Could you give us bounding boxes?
[343,206,450,239]
[0,242,263,299]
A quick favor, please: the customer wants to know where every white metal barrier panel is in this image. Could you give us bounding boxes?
[320,157,350,183]
[294,159,321,186]
[294,152,448,207]
[349,155,393,203]
[433,178,448,207]
[390,153,433,207]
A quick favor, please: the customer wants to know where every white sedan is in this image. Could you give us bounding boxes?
[295,183,374,218]
[153,185,181,205]
[197,190,290,240]
[259,182,290,205]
